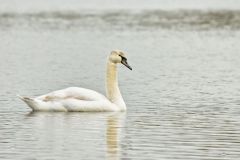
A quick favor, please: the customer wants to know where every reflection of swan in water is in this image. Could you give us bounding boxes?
[106,114,124,160]
[19,50,132,112]
[24,112,125,160]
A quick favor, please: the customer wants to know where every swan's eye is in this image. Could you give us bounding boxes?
[119,55,127,61]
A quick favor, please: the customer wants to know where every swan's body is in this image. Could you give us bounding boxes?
[18,50,132,112]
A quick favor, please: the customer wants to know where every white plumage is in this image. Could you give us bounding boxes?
[18,50,132,112]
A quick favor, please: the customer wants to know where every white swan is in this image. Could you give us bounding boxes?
[18,50,132,112]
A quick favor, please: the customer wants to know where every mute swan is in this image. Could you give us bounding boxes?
[18,50,132,112]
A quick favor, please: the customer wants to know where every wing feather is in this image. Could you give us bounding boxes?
[37,87,108,102]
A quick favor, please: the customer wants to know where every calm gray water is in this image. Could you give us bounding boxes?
[1,1,240,160]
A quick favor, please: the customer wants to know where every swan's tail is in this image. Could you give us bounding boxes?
[17,95,36,110]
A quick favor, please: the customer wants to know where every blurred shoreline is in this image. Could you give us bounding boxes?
[1,9,240,30]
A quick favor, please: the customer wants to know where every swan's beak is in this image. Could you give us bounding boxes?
[121,57,132,70]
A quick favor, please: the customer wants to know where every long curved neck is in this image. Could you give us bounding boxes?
[106,61,126,111]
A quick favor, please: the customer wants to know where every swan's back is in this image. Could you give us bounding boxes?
[37,87,108,101]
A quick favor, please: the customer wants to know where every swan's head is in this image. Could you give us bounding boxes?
[109,50,132,70]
